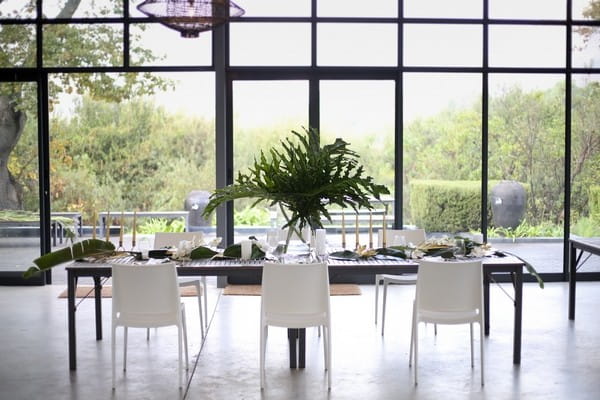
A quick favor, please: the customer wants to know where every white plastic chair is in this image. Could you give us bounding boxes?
[374,228,426,335]
[111,263,189,389]
[410,259,485,386]
[260,262,332,390]
[154,232,207,338]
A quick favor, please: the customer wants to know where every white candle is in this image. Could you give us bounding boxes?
[241,240,252,260]
[315,229,327,255]
[341,210,346,248]
[132,211,137,246]
[368,211,373,248]
[382,208,387,248]
[92,210,96,240]
[105,211,110,242]
[355,212,359,249]
[119,211,124,245]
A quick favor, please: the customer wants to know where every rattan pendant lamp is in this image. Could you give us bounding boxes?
[136,0,245,38]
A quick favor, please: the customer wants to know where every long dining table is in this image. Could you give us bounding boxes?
[65,255,525,371]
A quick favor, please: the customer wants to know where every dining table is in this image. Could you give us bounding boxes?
[568,237,600,320]
[64,254,526,371]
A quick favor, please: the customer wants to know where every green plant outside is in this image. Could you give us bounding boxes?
[136,218,186,234]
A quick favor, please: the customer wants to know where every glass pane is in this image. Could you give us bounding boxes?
[404,24,482,67]
[130,24,211,66]
[0,25,36,67]
[318,0,397,18]
[0,0,35,18]
[570,74,600,253]
[490,0,565,20]
[573,0,600,20]
[43,24,123,67]
[230,23,310,66]
[490,25,565,67]
[232,81,308,243]
[49,72,217,255]
[0,82,41,282]
[320,80,395,248]
[489,74,565,274]
[405,0,482,18]
[236,0,310,17]
[403,73,482,236]
[573,26,600,68]
[318,23,397,66]
[43,0,122,18]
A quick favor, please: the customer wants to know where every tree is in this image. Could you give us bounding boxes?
[0,0,168,209]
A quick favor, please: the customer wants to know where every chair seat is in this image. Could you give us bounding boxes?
[380,273,417,284]
[264,312,328,328]
[418,309,480,324]
[116,310,182,328]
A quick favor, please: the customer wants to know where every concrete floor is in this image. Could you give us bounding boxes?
[1,278,599,400]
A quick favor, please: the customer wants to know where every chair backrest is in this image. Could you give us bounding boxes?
[261,262,330,317]
[415,259,483,314]
[154,232,203,248]
[377,228,426,247]
[111,263,181,326]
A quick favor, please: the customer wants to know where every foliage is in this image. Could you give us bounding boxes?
[589,186,600,224]
[409,180,485,233]
[23,239,116,279]
[487,220,563,241]
[202,127,390,239]
[136,218,186,234]
[234,205,270,226]
[571,216,600,237]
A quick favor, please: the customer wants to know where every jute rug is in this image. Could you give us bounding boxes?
[222,284,361,296]
[58,285,200,298]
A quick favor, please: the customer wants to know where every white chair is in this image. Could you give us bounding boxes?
[375,228,426,336]
[410,259,485,386]
[111,263,189,389]
[154,232,208,338]
[260,262,332,390]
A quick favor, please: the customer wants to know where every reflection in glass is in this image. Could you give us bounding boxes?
[130,24,211,66]
[0,0,35,18]
[318,0,397,18]
[230,23,310,66]
[403,73,482,234]
[573,26,600,68]
[0,25,36,67]
[489,74,565,273]
[573,0,600,20]
[48,72,216,251]
[43,24,123,67]
[43,0,122,18]
[404,24,482,67]
[318,23,397,66]
[489,25,565,67]
[235,0,310,17]
[490,0,564,20]
[405,0,481,18]
[0,82,40,278]
[571,75,600,239]
[232,81,308,243]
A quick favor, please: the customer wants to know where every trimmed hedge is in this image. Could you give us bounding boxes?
[590,186,600,224]
[409,180,483,233]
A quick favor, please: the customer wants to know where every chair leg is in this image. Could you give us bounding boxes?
[111,325,117,389]
[260,324,267,389]
[194,281,205,339]
[322,325,328,370]
[178,325,183,388]
[409,301,415,367]
[374,274,381,324]
[182,307,189,370]
[123,326,128,372]
[480,322,485,386]
[325,325,332,390]
[470,323,474,368]
[381,280,388,336]
[414,319,419,385]
[202,277,208,330]
[146,327,150,341]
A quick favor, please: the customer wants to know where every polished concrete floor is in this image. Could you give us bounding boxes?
[1,277,599,400]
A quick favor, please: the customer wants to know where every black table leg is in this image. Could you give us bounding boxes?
[298,328,306,368]
[484,272,490,335]
[93,276,103,340]
[68,272,77,370]
[569,242,577,320]
[513,269,522,364]
[288,328,297,368]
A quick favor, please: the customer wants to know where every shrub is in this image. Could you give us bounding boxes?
[590,186,600,225]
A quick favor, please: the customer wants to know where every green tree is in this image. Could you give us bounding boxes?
[0,1,168,210]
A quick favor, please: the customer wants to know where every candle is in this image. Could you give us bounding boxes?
[132,211,137,247]
[382,206,387,248]
[355,212,359,250]
[369,211,373,248]
[119,211,124,246]
[92,210,96,240]
[105,211,110,242]
[341,209,346,249]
